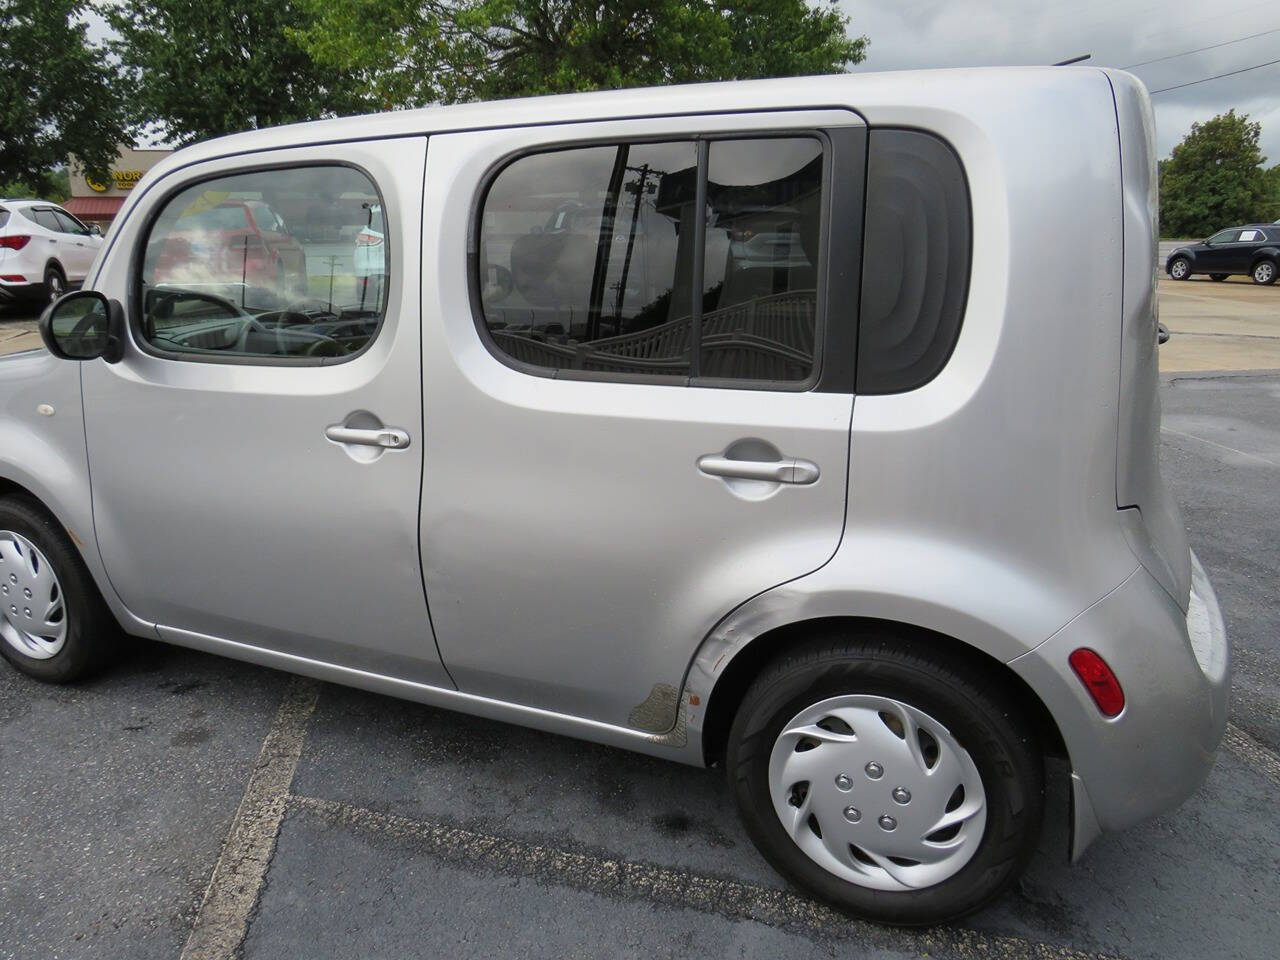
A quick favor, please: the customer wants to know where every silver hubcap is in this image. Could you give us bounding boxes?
[47,274,63,300]
[1171,260,1188,278]
[0,531,67,659]
[1256,263,1274,283]
[768,695,986,892]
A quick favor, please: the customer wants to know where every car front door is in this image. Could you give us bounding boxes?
[1200,229,1239,272]
[80,138,449,685]
[418,111,864,731]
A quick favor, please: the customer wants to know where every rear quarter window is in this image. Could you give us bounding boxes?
[857,129,971,395]
[0,208,9,229]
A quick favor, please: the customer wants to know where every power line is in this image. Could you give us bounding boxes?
[1123,26,1280,69]
[1148,56,1280,93]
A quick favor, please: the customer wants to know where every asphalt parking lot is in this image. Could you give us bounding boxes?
[2,284,1279,960]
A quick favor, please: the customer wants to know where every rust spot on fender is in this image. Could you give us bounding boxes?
[628,682,679,733]
[65,527,85,548]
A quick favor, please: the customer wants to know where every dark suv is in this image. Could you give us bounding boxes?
[1166,224,1279,284]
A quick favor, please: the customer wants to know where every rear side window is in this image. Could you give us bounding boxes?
[137,165,386,363]
[32,209,62,232]
[477,136,825,384]
[0,208,9,229]
[1239,229,1261,242]
[857,129,971,395]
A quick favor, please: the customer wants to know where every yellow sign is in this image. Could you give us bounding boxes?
[85,169,145,193]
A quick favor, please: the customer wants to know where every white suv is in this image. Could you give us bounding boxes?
[0,199,103,305]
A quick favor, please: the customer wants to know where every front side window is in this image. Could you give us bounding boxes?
[53,210,90,235]
[1208,230,1237,244]
[138,165,387,361]
[478,136,823,384]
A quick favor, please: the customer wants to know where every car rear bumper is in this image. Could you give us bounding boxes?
[0,280,44,304]
[1009,552,1229,859]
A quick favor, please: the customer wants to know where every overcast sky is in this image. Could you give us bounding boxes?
[842,0,1280,162]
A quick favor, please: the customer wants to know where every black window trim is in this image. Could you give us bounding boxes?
[467,123,863,393]
[127,158,390,367]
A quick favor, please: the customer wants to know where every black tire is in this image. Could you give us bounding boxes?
[1168,257,1191,280]
[1210,273,1228,282]
[43,263,66,303]
[726,632,1044,926]
[1252,260,1276,285]
[0,495,119,683]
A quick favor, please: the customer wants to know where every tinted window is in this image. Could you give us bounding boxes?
[139,166,386,362]
[480,142,696,377]
[478,136,824,384]
[32,209,61,232]
[1208,230,1237,244]
[0,208,9,228]
[857,129,971,395]
[702,138,822,382]
[53,210,89,235]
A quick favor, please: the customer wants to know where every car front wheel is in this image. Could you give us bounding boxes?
[726,634,1043,926]
[1253,261,1276,285]
[1168,257,1190,280]
[0,496,118,683]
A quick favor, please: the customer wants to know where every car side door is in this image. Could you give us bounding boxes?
[1229,229,1265,272]
[419,111,864,733]
[1199,229,1239,272]
[28,208,66,267]
[51,210,96,280]
[80,138,449,685]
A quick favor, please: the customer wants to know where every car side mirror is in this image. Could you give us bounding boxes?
[38,290,126,363]
[90,224,102,237]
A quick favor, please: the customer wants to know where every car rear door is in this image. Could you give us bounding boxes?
[52,210,96,280]
[1230,229,1265,271]
[80,137,449,685]
[418,111,864,732]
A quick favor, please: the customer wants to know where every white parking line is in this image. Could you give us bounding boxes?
[287,794,1127,960]
[179,676,320,960]
[1160,426,1280,468]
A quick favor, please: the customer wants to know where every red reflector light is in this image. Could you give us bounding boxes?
[355,233,383,246]
[0,275,25,282]
[1068,648,1125,717]
[0,235,31,250]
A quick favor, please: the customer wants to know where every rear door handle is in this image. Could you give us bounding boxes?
[697,454,819,485]
[324,424,411,449]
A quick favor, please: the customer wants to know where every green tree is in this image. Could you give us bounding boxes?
[293,0,867,109]
[1262,163,1280,223]
[104,0,368,144]
[1159,110,1268,238]
[0,0,124,195]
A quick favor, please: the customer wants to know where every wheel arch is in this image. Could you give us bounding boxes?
[696,615,1066,768]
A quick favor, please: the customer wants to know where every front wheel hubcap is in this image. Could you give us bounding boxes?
[0,531,67,659]
[1171,261,1188,278]
[768,695,986,892]
[1257,263,1274,283]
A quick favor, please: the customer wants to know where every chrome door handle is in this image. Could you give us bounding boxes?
[324,424,411,449]
[697,455,819,485]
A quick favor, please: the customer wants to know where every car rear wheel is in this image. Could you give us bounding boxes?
[726,633,1043,926]
[1210,273,1228,282]
[1252,261,1276,285]
[43,264,66,303]
[1168,257,1190,280]
[0,496,119,683]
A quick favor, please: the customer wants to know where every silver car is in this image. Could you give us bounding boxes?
[4,67,1228,926]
